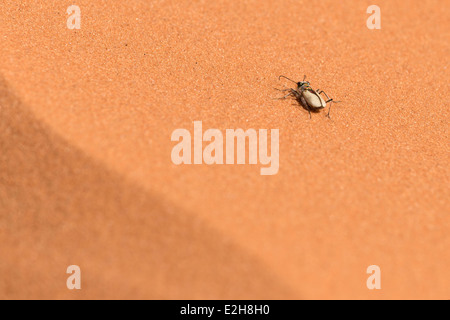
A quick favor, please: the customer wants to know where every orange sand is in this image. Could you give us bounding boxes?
[0,0,449,299]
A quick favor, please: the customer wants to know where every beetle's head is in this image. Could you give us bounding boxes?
[279,75,309,89]
[298,81,310,88]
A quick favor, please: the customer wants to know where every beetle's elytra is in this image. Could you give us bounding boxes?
[276,75,340,118]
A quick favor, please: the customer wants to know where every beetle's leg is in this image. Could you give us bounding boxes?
[317,89,340,105]
[274,88,296,100]
[274,84,294,93]
[279,92,294,100]
[316,90,341,118]
[305,103,312,119]
[299,95,312,119]
[326,101,343,118]
[278,90,294,99]
[274,87,292,93]
[326,101,333,118]
[316,89,332,101]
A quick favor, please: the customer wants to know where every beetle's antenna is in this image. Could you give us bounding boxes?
[279,75,298,84]
[303,75,307,82]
